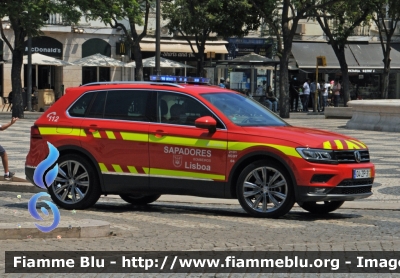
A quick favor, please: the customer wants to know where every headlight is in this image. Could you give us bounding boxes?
[296,148,336,163]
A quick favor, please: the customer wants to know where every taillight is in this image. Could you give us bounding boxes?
[31,125,42,139]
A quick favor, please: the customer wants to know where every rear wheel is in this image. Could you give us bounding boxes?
[298,201,345,214]
[119,194,161,205]
[236,160,295,218]
[48,154,101,210]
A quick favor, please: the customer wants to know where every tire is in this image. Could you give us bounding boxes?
[236,160,295,218]
[119,194,161,205]
[298,201,345,214]
[48,154,101,210]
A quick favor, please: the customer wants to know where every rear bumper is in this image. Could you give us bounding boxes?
[25,166,35,185]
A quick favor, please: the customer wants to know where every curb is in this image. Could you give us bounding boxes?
[0,180,44,193]
[0,219,111,240]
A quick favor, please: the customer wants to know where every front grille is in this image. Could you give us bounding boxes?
[334,150,370,163]
[329,186,372,195]
[338,178,374,187]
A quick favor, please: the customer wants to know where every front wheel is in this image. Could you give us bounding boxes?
[236,160,295,218]
[119,194,161,205]
[48,154,101,210]
[298,201,345,214]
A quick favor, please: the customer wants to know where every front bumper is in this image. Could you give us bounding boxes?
[296,178,373,202]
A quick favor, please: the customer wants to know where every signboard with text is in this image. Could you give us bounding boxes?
[227,38,274,60]
[23,36,63,58]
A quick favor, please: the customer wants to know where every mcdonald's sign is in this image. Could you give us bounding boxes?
[116,42,127,55]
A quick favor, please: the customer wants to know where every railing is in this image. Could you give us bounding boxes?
[44,14,67,25]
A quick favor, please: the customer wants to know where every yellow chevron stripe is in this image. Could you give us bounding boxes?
[92,131,101,138]
[120,132,149,142]
[323,141,332,149]
[112,164,123,173]
[145,167,225,181]
[334,140,343,149]
[344,140,360,150]
[127,166,138,174]
[149,135,227,149]
[106,130,116,140]
[39,127,85,137]
[349,139,366,149]
[227,142,301,158]
[99,163,108,172]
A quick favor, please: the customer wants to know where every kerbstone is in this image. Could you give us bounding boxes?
[324,107,353,119]
[346,99,400,132]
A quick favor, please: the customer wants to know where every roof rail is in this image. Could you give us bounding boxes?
[80,81,184,88]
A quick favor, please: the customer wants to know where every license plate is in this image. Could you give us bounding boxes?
[353,169,371,179]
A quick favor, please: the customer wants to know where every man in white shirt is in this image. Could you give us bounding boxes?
[302,78,310,112]
[310,80,321,112]
[321,79,330,111]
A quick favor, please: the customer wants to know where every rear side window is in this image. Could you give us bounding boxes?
[83,89,151,121]
[104,90,150,121]
[87,91,107,118]
[68,92,93,117]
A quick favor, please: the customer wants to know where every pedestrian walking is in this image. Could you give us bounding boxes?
[332,78,341,107]
[320,79,329,111]
[0,117,18,180]
[289,80,299,112]
[219,78,226,88]
[302,78,310,112]
[310,79,321,112]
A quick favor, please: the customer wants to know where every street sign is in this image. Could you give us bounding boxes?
[317,56,327,67]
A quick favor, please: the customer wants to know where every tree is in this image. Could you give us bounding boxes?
[162,0,261,76]
[371,0,400,99]
[78,0,152,81]
[315,1,373,105]
[250,0,341,118]
[0,0,81,118]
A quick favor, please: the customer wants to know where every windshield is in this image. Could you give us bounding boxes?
[201,93,287,127]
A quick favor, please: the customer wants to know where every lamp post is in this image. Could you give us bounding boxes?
[155,0,161,76]
[27,35,32,112]
[24,11,32,112]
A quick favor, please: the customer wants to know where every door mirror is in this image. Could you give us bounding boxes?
[195,116,217,133]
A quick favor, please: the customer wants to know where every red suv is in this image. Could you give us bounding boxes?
[25,78,375,217]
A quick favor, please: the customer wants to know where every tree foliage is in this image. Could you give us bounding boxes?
[0,0,82,118]
[370,0,400,98]
[315,0,373,105]
[78,0,152,81]
[250,0,341,118]
[162,0,261,76]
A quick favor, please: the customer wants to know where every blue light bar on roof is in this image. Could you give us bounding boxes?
[150,75,209,84]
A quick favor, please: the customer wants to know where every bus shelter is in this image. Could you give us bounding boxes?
[216,53,279,97]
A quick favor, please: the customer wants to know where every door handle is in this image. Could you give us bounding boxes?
[153,130,167,138]
[87,125,98,133]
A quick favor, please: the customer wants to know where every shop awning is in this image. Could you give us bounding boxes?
[292,42,400,70]
[139,39,228,53]
[291,42,358,69]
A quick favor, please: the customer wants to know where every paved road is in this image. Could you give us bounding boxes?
[0,112,399,277]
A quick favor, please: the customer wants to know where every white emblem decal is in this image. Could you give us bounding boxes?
[173,155,182,167]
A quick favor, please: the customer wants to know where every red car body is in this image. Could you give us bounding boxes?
[25,81,375,217]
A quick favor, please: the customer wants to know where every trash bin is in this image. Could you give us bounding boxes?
[38,89,55,111]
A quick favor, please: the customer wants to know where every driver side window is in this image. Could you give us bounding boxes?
[157,92,223,128]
